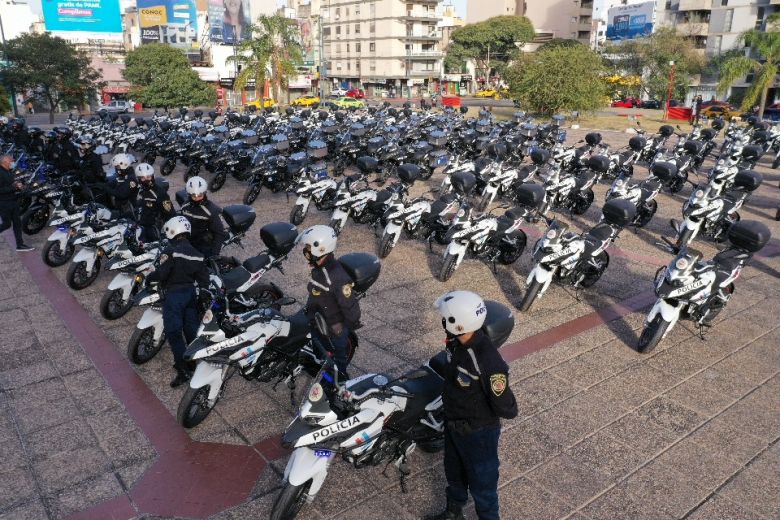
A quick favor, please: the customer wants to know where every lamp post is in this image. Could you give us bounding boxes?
[664,60,676,120]
[0,13,19,117]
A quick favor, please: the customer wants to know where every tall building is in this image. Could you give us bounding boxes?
[438,2,465,49]
[466,0,594,46]
[1,0,38,40]
[319,0,445,96]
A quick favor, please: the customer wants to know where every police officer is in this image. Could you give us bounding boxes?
[426,291,518,520]
[104,153,138,215]
[51,127,79,175]
[146,216,209,387]
[75,137,108,201]
[180,176,227,257]
[299,225,360,379]
[134,163,175,243]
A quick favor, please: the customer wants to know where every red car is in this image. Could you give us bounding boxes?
[611,97,640,108]
[346,88,366,99]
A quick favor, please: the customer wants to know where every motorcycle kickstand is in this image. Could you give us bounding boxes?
[426,234,434,252]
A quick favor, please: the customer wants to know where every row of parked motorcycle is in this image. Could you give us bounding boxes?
[2,104,778,519]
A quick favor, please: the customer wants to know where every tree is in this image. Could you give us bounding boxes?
[0,86,11,115]
[603,27,706,103]
[506,45,608,115]
[124,44,214,108]
[227,15,303,105]
[446,16,535,81]
[717,14,780,118]
[538,38,583,51]
[0,33,102,123]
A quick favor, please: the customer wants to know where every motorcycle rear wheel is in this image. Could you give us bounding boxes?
[160,159,175,177]
[127,327,165,364]
[497,233,527,265]
[177,384,216,428]
[100,288,133,320]
[270,480,313,520]
[42,241,74,267]
[637,315,670,353]
[289,204,305,225]
[209,171,227,192]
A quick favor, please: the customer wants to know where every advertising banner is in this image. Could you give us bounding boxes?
[42,0,122,33]
[606,1,655,41]
[208,0,251,45]
[138,0,198,49]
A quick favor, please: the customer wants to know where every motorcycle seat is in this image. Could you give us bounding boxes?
[583,223,614,255]
[396,368,444,421]
[575,170,596,189]
[495,214,516,235]
[221,267,251,293]
[243,253,271,273]
[269,309,310,354]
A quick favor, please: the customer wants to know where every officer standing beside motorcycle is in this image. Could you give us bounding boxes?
[299,225,361,380]
[146,216,209,387]
[76,137,108,200]
[134,163,175,243]
[427,290,518,520]
[0,154,34,252]
[181,176,227,257]
[51,127,79,175]
[104,154,138,216]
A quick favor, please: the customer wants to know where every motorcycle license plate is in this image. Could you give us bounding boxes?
[314,449,333,458]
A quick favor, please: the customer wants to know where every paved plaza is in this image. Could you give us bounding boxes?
[1,128,779,519]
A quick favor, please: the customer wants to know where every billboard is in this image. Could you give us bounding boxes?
[208,0,251,45]
[606,1,655,41]
[138,0,198,49]
[42,0,122,33]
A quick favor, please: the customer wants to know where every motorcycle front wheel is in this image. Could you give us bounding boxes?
[127,327,165,364]
[669,171,688,194]
[518,279,542,312]
[571,188,594,215]
[378,232,395,258]
[270,479,313,520]
[42,241,74,267]
[438,252,458,282]
[177,384,217,428]
[21,206,49,235]
[100,288,134,320]
[209,171,227,192]
[498,233,527,265]
[160,159,175,177]
[637,315,671,353]
[243,184,262,205]
[66,258,101,290]
[289,204,306,225]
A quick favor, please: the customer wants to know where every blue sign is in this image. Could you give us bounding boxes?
[606,1,655,41]
[42,0,123,33]
[138,0,199,49]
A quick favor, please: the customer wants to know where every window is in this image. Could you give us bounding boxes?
[355,5,360,15]
[370,61,376,72]
[335,7,340,19]
[346,25,350,35]
[346,8,349,17]
[347,61,351,70]
[724,9,733,32]
[323,27,331,38]
[355,24,360,34]
[355,43,361,52]
[370,22,375,33]
[336,26,341,36]
[346,43,350,52]
[370,42,376,52]
[370,3,375,17]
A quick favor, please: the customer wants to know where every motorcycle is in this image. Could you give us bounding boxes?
[41,203,113,267]
[604,167,662,228]
[66,220,141,290]
[638,221,770,352]
[270,300,515,520]
[176,252,382,428]
[518,198,636,311]
[100,243,162,320]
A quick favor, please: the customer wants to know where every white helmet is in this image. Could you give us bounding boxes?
[111,153,133,171]
[135,162,155,180]
[163,216,191,239]
[186,176,208,196]
[298,225,337,261]
[434,290,487,336]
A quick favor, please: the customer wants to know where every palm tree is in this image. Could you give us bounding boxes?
[227,15,303,107]
[717,14,780,118]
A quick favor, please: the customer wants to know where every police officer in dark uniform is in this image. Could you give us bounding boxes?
[104,153,138,215]
[180,176,227,258]
[134,162,175,243]
[75,137,108,201]
[147,216,209,387]
[427,290,518,520]
[299,225,361,379]
[51,127,79,175]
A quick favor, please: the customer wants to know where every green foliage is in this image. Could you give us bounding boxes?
[228,15,303,104]
[447,16,535,78]
[123,44,214,107]
[0,33,103,123]
[538,38,583,51]
[506,45,608,115]
[603,27,706,102]
[0,86,11,115]
[717,25,780,116]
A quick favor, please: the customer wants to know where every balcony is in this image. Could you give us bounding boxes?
[677,0,712,11]
[405,32,441,40]
[406,50,443,58]
[408,69,442,77]
[579,21,592,32]
[403,11,439,21]
[676,21,709,35]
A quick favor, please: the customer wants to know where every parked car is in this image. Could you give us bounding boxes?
[611,97,641,108]
[701,99,732,109]
[641,99,661,109]
[330,88,348,97]
[332,97,365,109]
[245,98,276,109]
[346,88,366,99]
[701,105,741,119]
[292,95,321,107]
[99,100,134,113]
[475,88,509,100]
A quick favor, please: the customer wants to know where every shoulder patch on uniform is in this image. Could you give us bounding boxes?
[159,254,169,264]
[489,374,507,397]
[130,181,136,188]
[162,200,173,211]
[342,283,353,298]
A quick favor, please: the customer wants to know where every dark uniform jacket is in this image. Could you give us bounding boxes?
[442,330,518,430]
[105,174,138,213]
[78,152,105,184]
[147,239,209,291]
[0,165,18,203]
[180,199,227,256]
[52,141,79,174]
[136,183,175,226]
[305,255,361,334]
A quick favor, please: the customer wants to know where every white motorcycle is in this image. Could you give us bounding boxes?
[100,243,162,320]
[65,220,140,290]
[41,203,113,267]
[289,170,339,226]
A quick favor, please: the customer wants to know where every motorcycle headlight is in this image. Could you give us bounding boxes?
[694,189,704,199]
[674,258,689,270]
[545,229,557,240]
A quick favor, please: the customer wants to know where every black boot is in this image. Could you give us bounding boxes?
[423,500,465,520]
[170,364,191,388]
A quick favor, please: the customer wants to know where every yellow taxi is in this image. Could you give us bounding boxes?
[700,105,741,120]
[245,98,276,109]
[475,88,509,100]
[292,95,321,107]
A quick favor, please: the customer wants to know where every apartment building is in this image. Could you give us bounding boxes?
[319,0,445,96]
[466,0,594,46]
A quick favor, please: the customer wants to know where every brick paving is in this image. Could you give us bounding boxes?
[0,128,778,519]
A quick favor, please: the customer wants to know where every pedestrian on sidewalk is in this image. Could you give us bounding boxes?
[426,291,518,520]
[0,155,34,252]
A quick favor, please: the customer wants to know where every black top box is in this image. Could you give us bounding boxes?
[733,170,762,192]
[338,252,381,293]
[530,147,550,166]
[602,198,636,227]
[727,220,771,253]
[683,140,703,155]
[650,161,677,181]
[482,300,515,348]
[222,205,257,233]
[585,132,602,146]
[450,171,477,195]
[349,123,367,137]
[428,130,448,147]
[307,140,328,159]
[356,156,379,174]
[587,155,611,173]
[741,145,763,162]
[260,222,298,256]
[514,183,546,210]
[629,136,647,152]
[397,164,421,184]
